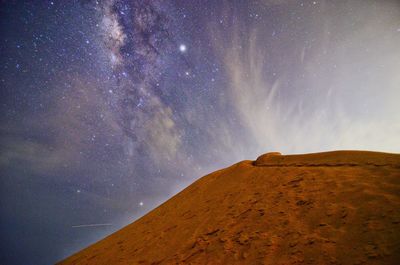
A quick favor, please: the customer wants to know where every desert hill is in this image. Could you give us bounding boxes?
[58,151,400,264]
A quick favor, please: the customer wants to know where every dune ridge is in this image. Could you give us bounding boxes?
[255,151,400,167]
[59,150,400,265]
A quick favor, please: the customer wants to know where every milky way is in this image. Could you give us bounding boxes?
[1,1,400,264]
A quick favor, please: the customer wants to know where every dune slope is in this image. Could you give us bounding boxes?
[59,151,400,264]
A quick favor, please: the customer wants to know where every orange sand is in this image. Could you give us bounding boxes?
[58,151,400,264]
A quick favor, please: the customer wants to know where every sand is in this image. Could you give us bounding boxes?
[58,150,400,264]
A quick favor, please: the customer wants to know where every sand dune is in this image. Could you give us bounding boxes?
[58,151,400,264]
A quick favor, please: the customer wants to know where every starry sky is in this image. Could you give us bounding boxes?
[1,1,399,264]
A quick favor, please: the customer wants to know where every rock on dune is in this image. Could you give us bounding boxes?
[58,151,400,265]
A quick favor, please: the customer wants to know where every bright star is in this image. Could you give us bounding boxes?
[179,44,187,52]
[139,201,144,206]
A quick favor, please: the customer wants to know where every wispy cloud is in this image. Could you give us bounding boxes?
[209,0,400,155]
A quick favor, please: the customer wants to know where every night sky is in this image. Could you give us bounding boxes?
[1,1,399,264]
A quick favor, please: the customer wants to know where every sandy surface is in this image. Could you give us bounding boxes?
[58,151,400,264]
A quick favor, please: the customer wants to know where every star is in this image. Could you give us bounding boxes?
[179,44,187,52]
[139,201,144,206]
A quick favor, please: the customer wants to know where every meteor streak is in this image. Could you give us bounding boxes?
[71,223,112,228]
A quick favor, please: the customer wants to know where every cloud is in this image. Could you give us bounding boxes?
[261,0,297,6]
[210,0,400,155]
[0,74,124,180]
[0,132,70,176]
